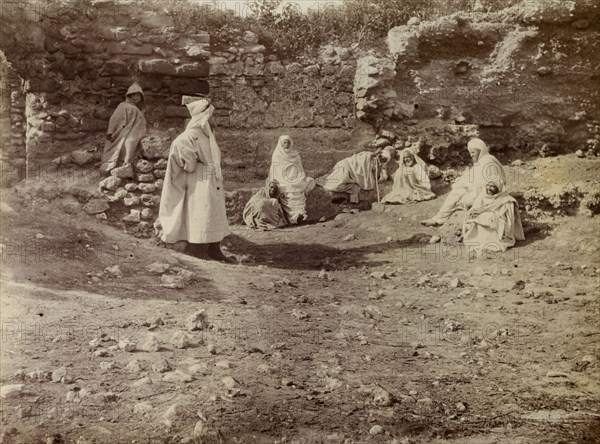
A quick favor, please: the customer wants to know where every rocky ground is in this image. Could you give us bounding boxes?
[0,154,599,444]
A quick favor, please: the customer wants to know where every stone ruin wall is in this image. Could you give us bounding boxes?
[0,1,368,190]
[1,0,599,232]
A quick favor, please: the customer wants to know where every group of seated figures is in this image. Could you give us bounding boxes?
[243,137,525,255]
[100,84,525,261]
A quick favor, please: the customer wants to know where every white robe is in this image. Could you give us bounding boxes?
[159,103,229,244]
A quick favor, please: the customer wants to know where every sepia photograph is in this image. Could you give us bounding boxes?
[0,0,598,442]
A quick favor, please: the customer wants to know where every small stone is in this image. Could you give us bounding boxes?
[51,367,68,383]
[154,159,168,169]
[104,265,122,278]
[152,359,172,373]
[456,402,467,412]
[216,360,233,369]
[96,213,107,220]
[70,149,94,166]
[369,425,383,435]
[137,173,155,182]
[163,371,193,383]
[141,334,162,352]
[160,274,186,289]
[123,194,140,206]
[100,362,115,370]
[83,198,109,215]
[171,331,193,349]
[449,277,463,288]
[145,262,171,275]
[576,149,584,158]
[207,344,217,355]
[110,164,134,179]
[118,339,137,352]
[126,360,143,373]
[123,209,141,223]
[291,309,308,320]
[537,66,552,76]
[125,183,138,192]
[370,271,388,279]
[193,420,205,437]
[1,384,24,398]
[343,234,357,241]
[318,269,329,279]
[371,386,393,406]
[138,183,156,193]
[100,176,122,191]
[221,376,238,389]
[429,235,441,244]
[186,310,209,331]
[143,316,165,328]
[132,376,152,387]
[133,401,153,415]
[136,159,153,173]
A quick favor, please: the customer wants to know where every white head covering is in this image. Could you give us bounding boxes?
[184,99,222,181]
[269,135,307,193]
[467,138,489,158]
[397,148,431,185]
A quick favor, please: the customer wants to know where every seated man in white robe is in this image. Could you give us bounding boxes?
[462,181,525,255]
[421,138,505,227]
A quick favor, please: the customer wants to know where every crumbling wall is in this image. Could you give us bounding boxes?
[0,0,363,190]
[354,0,600,164]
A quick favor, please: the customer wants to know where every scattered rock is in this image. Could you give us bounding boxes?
[163,371,193,384]
[152,359,172,373]
[318,269,329,279]
[429,235,441,244]
[104,265,123,278]
[83,198,109,215]
[100,362,115,371]
[370,271,388,279]
[133,401,153,415]
[186,310,209,331]
[143,316,165,329]
[51,367,68,383]
[222,376,239,389]
[141,334,162,352]
[456,402,467,412]
[193,420,206,437]
[118,339,137,352]
[100,176,123,191]
[110,164,134,179]
[369,425,383,435]
[1,384,24,399]
[132,376,152,387]
[576,149,584,158]
[126,360,144,373]
[123,209,141,223]
[170,331,194,349]
[449,277,463,288]
[371,386,393,406]
[291,309,308,320]
[159,274,184,289]
[343,234,357,241]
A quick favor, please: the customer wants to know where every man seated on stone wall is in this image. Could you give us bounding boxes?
[100,82,147,174]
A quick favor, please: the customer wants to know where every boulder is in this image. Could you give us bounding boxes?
[83,198,109,215]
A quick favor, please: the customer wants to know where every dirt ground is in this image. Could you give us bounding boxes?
[1,155,599,444]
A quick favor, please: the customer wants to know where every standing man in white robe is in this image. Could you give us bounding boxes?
[158,96,235,263]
